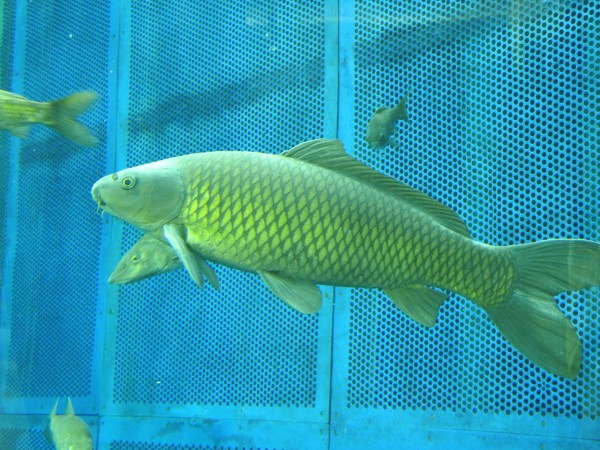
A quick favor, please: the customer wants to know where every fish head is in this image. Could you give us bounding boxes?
[109,235,180,284]
[92,160,186,230]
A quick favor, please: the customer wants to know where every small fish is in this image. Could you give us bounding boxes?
[48,397,93,450]
[109,234,182,284]
[0,89,98,146]
[92,138,600,379]
[365,93,409,149]
[109,233,219,288]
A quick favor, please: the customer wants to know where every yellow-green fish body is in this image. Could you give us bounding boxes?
[0,89,98,146]
[48,398,93,450]
[92,139,600,379]
[177,148,513,306]
[0,91,49,129]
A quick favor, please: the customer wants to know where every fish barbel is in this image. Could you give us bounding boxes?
[92,139,600,379]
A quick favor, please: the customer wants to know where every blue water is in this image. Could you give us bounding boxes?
[0,0,599,448]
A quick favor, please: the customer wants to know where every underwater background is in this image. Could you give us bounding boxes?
[0,0,599,448]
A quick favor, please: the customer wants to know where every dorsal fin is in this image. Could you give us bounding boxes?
[282,139,470,237]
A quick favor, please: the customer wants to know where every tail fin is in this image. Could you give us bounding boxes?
[48,91,99,147]
[484,239,600,379]
[391,92,409,122]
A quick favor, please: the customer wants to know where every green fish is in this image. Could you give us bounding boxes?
[0,89,98,146]
[109,233,219,288]
[48,398,93,450]
[365,93,409,149]
[91,139,600,379]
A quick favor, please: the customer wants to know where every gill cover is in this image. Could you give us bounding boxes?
[92,162,185,230]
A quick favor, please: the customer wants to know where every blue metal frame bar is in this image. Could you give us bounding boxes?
[0,0,27,415]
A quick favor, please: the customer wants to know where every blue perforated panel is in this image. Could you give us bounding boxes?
[0,414,98,450]
[0,0,109,411]
[99,416,327,449]
[101,0,334,422]
[112,232,321,408]
[1,0,599,448]
[332,0,599,447]
[0,1,14,279]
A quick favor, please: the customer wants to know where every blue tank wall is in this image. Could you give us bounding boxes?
[0,0,598,449]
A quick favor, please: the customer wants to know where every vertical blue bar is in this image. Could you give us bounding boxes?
[93,0,126,422]
[0,0,26,413]
[330,0,354,439]
[323,0,338,140]
[317,0,339,440]
[337,0,354,155]
[99,0,130,417]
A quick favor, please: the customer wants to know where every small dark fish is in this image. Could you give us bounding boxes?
[365,93,409,149]
[0,89,98,147]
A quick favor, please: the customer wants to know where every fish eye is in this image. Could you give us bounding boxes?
[131,255,140,263]
[121,176,136,189]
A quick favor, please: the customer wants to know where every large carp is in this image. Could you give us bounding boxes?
[92,139,600,379]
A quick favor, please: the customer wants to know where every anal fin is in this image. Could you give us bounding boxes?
[258,270,322,314]
[383,285,446,327]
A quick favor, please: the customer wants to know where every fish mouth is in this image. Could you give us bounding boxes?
[91,184,106,212]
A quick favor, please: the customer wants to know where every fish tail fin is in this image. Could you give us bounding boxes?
[48,91,99,147]
[392,92,409,122]
[484,239,600,379]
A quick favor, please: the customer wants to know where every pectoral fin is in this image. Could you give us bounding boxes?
[383,285,446,327]
[258,271,322,314]
[163,224,204,288]
[193,253,220,290]
[163,225,220,290]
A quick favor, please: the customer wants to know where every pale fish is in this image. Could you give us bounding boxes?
[109,233,219,288]
[0,89,98,146]
[91,139,600,379]
[48,397,93,450]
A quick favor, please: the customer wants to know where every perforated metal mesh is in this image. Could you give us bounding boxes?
[3,1,109,397]
[125,0,326,165]
[347,0,599,419]
[114,227,320,407]
[0,427,52,450]
[110,443,277,450]
[0,0,14,283]
[113,0,327,408]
